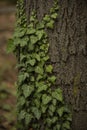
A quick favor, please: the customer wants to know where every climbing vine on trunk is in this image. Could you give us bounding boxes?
[7,0,72,130]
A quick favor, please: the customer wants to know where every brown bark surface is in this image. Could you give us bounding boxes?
[25,0,87,130]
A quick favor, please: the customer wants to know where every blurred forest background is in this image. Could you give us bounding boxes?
[0,0,17,130]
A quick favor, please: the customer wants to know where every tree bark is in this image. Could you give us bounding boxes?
[25,0,87,130]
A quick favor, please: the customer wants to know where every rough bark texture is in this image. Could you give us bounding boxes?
[25,0,87,130]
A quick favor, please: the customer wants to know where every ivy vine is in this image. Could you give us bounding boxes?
[7,0,72,130]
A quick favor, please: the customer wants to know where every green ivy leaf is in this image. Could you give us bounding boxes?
[35,66,44,75]
[43,55,49,61]
[52,88,63,102]
[48,109,54,116]
[30,15,35,22]
[30,76,35,81]
[20,54,26,61]
[20,37,29,47]
[32,107,41,120]
[46,20,54,29]
[50,7,55,13]
[26,28,36,35]
[46,118,52,126]
[36,30,45,40]
[62,121,70,129]
[51,13,58,19]
[57,107,64,117]
[49,104,56,113]
[18,96,25,106]
[25,113,33,125]
[37,84,48,93]
[52,117,58,123]
[39,52,45,58]
[46,65,53,73]
[27,65,34,72]
[35,54,40,61]
[28,59,36,66]
[36,81,44,88]
[52,99,57,106]
[55,124,61,130]
[54,5,59,11]
[36,74,43,81]
[14,28,26,37]
[48,76,56,83]
[41,105,47,113]
[30,35,38,44]
[34,99,40,108]
[40,44,46,51]
[14,38,21,45]
[42,94,52,105]
[18,73,29,84]
[18,110,26,120]
[22,85,34,98]
[43,15,51,22]
[28,23,33,28]
[36,22,45,29]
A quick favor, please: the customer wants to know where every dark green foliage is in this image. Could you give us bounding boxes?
[7,0,72,130]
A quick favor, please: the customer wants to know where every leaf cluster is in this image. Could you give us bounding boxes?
[7,0,72,130]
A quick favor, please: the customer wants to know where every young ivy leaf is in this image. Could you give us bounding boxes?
[35,66,44,75]
[46,20,54,29]
[22,85,34,98]
[62,121,70,130]
[20,37,29,47]
[20,55,26,61]
[18,73,29,84]
[34,99,40,108]
[30,35,38,44]
[57,107,64,117]
[28,59,36,66]
[43,55,49,61]
[35,54,40,61]
[25,113,33,126]
[43,15,51,22]
[32,107,41,120]
[41,105,47,113]
[51,13,58,19]
[55,124,61,130]
[52,116,58,123]
[52,88,63,102]
[49,104,56,113]
[36,74,43,81]
[48,76,56,84]
[26,28,36,35]
[18,110,26,120]
[46,65,53,73]
[36,30,45,40]
[18,96,25,106]
[36,22,45,29]
[37,84,48,93]
[30,76,35,81]
[42,94,52,105]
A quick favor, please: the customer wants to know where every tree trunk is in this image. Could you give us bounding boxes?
[25,0,87,130]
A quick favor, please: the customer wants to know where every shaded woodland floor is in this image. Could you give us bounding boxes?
[0,2,17,130]
[0,43,17,130]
